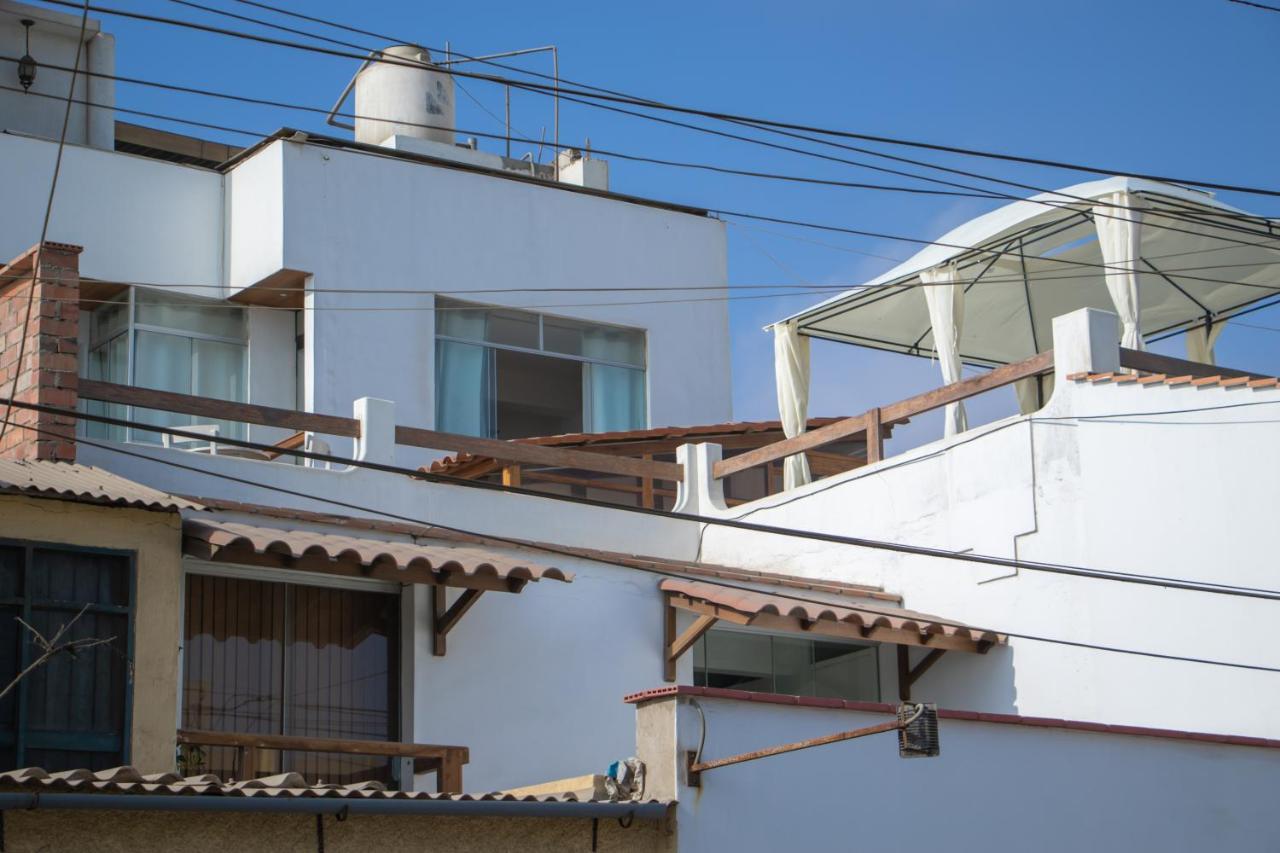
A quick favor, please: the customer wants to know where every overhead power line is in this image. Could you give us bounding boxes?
[11,47,1278,257]
[5,409,1279,675]
[8,65,1279,300]
[11,395,1280,604]
[0,1,90,447]
[160,0,1280,202]
[1229,0,1280,12]
[108,0,1280,243]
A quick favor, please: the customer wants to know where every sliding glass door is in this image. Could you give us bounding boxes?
[182,574,399,784]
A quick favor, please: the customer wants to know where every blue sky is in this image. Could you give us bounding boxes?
[88,0,1280,444]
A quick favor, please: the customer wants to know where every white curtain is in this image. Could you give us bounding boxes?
[1186,320,1224,365]
[773,321,811,489]
[1014,373,1055,415]
[1093,191,1145,353]
[920,263,968,436]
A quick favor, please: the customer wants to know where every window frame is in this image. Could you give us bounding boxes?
[435,297,648,437]
[692,623,882,703]
[178,560,407,781]
[0,538,137,768]
[85,288,249,443]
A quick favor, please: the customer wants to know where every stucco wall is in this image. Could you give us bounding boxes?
[0,133,224,291]
[2,807,673,853]
[693,375,1280,737]
[0,496,183,773]
[637,694,1280,852]
[258,139,731,464]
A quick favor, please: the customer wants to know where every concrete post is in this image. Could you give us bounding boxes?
[85,33,116,151]
[353,397,396,465]
[1052,308,1120,385]
[673,443,727,515]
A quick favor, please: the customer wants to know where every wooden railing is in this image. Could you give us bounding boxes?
[713,350,1056,480]
[176,729,469,793]
[1117,347,1254,379]
[78,379,683,482]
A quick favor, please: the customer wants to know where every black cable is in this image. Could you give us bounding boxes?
[202,0,1280,202]
[5,411,1278,674]
[9,395,1280,602]
[0,1,90,447]
[11,50,1276,263]
[1229,0,1280,12]
[30,0,1280,204]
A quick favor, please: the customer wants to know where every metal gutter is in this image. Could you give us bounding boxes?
[0,792,671,820]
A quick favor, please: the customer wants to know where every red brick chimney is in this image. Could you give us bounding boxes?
[0,242,83,462]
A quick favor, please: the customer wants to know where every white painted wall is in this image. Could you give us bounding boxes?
[0,1,112,149]
[77,434,707,791]
[229,139,730,465]
[694,311,1280,738]
[644,695,1280,852]
[0,133,223,290]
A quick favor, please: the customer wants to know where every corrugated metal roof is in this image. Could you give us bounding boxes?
[0,766,666,804]
[183,517,572,588]
[661,577,1004,653]
[0,459,201,512]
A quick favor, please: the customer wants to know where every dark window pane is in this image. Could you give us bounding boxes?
[0,547,23,599]
[182,575,285,741]
[495,349,583,439]
[30,550,129,607]
[183,576,399,785]
[771,636,812,697]
[701,630,771,692]
[693,630,880,702]
[484,309,539,349]
[0,605,21,731]
[24,607,128,768]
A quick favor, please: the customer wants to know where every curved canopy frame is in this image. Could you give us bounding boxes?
[778,177,1280,368]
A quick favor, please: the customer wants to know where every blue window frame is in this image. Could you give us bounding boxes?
[0,540,135,771]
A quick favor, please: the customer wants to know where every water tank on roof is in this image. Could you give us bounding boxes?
[354,45,455,146]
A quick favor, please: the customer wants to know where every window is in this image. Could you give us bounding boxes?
[86,289,248,443]
[435,297,646,439]
[0,542,133,771]
[182,574,400,784]
[693,627,880,702]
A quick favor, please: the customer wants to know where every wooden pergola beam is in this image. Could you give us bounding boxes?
[433,587,485,657]
[897,646,947,701]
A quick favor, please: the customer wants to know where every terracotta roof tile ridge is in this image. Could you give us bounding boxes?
[1069,370,1280,391]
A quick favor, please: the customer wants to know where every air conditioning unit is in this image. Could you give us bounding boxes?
[898,702,940,758]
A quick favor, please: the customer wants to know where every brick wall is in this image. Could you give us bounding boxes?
[0,242,83,462]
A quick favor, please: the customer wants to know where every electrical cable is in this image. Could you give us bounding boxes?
[0,1,91,447]
[29,0,1280,204]
[5,410,1278,674]
[187,0,1280,202]
[13,63,1275,298]
[9,48,1276,261]
[9,395,1280,603]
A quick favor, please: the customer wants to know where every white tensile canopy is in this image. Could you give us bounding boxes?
[768,176,1279,487]
[776,176,1280,368]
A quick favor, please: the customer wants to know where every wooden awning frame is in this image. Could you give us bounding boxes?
[182,517,572,658]
[662,586,999,683]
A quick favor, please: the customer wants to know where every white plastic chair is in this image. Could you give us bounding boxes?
[161,423,221,454]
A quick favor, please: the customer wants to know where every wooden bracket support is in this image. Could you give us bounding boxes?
[897,646,947,701]
[664,599,718,682]
[433,586,485,657]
